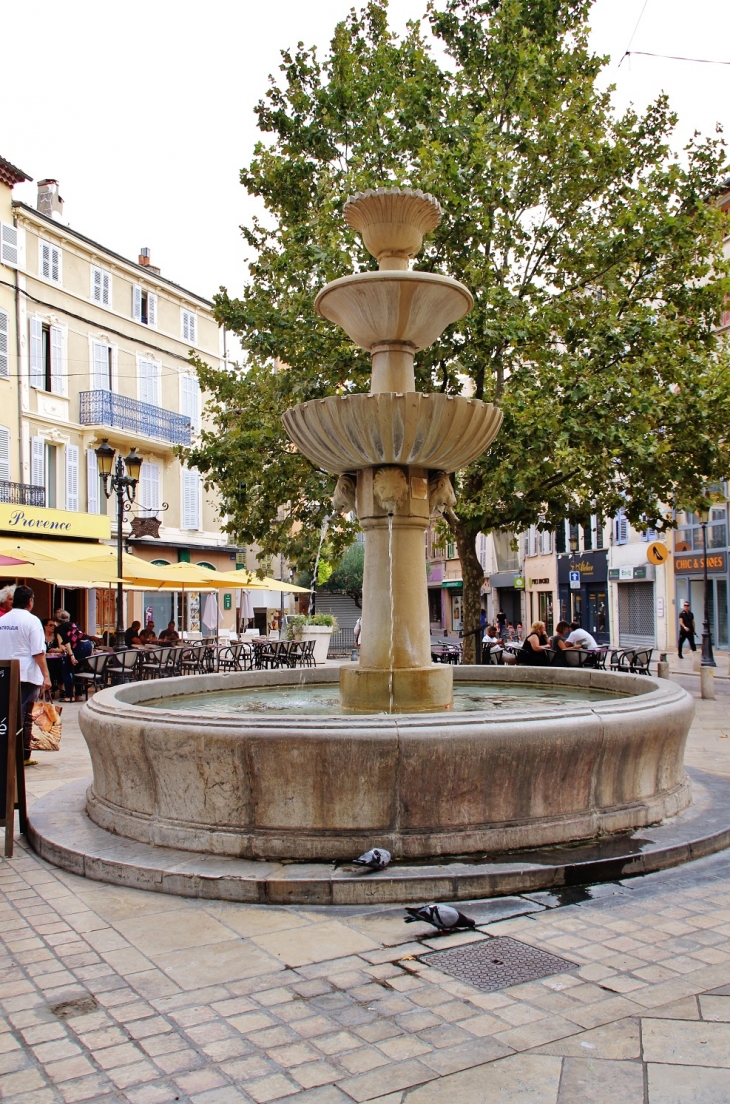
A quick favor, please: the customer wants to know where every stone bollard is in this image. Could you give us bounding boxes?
[700,666,716,701]
[657,653,669,679]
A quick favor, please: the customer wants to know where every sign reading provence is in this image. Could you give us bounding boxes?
[674,551,727,575]
[0,505,111,540]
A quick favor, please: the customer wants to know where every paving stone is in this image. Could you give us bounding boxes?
[558,1056,644,1103]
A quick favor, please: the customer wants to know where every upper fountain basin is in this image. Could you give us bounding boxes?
[282,391,503,474]
[314,270,473,352]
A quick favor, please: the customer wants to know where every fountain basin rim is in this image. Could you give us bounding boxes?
[86,666,686,731]
[314,268,474,324]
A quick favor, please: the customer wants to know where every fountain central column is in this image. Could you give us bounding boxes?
[283,187,503,712]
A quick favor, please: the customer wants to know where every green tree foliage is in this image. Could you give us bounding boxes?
[185,0,730,659]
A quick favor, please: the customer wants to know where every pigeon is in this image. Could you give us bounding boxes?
[352,848,391,872]
[404,904,476,931]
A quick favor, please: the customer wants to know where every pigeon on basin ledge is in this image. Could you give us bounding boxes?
[352,848,391,872]
[404,904,476,931]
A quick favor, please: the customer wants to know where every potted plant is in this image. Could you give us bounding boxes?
[286,613,339,664]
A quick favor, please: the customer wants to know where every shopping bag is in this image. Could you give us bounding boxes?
[30,696,63,752]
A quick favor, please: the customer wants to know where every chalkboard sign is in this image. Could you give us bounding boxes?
[0,661,25,857]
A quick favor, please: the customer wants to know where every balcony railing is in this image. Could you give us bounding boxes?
[0,481,46,507]
[79,390,192,446]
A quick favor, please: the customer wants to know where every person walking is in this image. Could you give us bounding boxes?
[678,600,697,658]
[0,586,51,764]
[496,609,507,634]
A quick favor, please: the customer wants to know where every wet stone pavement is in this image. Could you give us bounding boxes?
[2,677,730,1103]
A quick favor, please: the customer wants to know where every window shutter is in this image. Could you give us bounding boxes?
[182,309,197,344]
[50,326,64,395]
[1,223,23,268]
[102,270,111,306]
[92,266,102,302]
[132,285,142,322]
[140,461,160,517]
[0,309,8,379]
[65,444,79,511]
[29,318,44,388]
[616,508,628,545]
[0,426,10,482]
[51,245,61,283]
[91,341,111,390]
[86,448,99,514]
[182,469,200,529]
[40,241,51,279]
[31,436,44,487]
[181,375,200,432]
[147,292,157,327]
[139,358,159,406]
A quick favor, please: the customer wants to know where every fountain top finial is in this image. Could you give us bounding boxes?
[344,187,442,271]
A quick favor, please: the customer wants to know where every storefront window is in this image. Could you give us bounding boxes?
[538,591,553,635]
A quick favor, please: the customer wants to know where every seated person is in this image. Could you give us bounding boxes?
[124,621,142,648]
[159,621,180,643]
[517,621,551,665]
[550,621,575,666]
[55,610,94,701]
[567,622,599,651]
[43,618,63,654]
[137,627,157,645]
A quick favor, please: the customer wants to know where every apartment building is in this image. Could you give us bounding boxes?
[0,162,246,633]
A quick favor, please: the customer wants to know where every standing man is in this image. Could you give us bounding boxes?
[0,586,51,765]
[678,600,697,658]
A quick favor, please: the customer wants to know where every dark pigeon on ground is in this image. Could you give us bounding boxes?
[404,904,476,931]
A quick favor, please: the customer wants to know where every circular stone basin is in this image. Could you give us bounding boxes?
[78,666,694,862]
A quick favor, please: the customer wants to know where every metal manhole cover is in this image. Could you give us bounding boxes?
[420,937,576,992]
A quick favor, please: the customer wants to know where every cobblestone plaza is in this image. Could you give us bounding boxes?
[2,670,730,1103]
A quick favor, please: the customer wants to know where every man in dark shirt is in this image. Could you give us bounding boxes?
[678,601,696,658]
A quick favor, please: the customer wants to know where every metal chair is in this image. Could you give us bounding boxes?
[618,649,637,672]
[73,653,110,699]
[178,646,205,676]
[630,648,653,674]
[106,649,141,685]
[301,639,317,668]
[140,647,165,680]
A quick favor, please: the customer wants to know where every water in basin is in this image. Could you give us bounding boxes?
[144,681,627,716]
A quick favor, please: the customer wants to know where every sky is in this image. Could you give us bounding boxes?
[4,0,729,303]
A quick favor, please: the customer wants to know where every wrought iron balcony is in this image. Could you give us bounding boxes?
[79,391,191,446]
[0,481,46,507]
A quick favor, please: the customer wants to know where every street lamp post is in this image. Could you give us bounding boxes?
[95,439,143,649]
[697,508,716,669]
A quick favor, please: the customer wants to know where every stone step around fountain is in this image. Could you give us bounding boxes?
[27,768,730,906]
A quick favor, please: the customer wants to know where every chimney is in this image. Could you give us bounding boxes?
[138,247,160,274]
[37,179,64,220]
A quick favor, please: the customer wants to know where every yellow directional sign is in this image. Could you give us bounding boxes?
[647,541,669,566]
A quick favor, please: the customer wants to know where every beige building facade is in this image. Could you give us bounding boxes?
[0,160,250,635]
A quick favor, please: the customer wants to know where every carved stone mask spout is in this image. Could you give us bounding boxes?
[332,474,357,516]
[428,471,456,515]
[373,467,408,516]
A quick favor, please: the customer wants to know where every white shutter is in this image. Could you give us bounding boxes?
[29,318,44,388]
[132,285,142,322]
[181,375,200,432]
[40,241,51,279]
[182,309,197,344]
[139,358,159,406]
[147,292,157,327]
[182,469,200,529]
[0,426,10,482]
[31,436,44,487]
[51,245,61,283]
[92,266,103,302]
[140,461,160,517]
[1,223,24,268]
[102,270,111,306]
[616,508,629,545]
[0,310,8,379]
[50,326,64,395]
[91,341,110,390]
[65,444,79,511]
[41,241,61,283]
[86,448,99,514]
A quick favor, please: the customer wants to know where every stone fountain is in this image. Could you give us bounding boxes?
[26,187,711,907]
[283,188,502,712]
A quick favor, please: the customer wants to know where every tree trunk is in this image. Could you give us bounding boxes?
[445,509,484,665]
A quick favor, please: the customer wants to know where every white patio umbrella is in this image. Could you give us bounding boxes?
[239,589,254,628]
[201,592,220,634]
